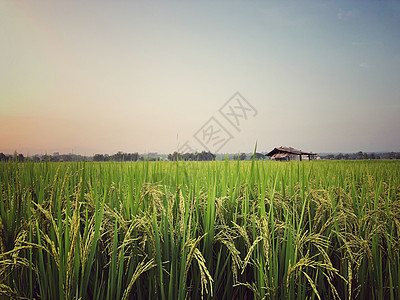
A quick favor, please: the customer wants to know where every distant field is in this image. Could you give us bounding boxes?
[1,160,399,299]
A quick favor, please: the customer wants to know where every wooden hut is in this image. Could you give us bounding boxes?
[265,147,317,161]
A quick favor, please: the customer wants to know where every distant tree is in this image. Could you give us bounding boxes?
[168,152,182,161]
[168,151,216,161]
[363,152,369,159]
[335,153,344,160]
[252,153,265,160]
[383,152,400,159]
[198,152,206,161]
[132,152,139,161]
[357,151,364,160]
[50,155,59,162]
[199,151,215,161]
[61,154,76,162]
[123,153,137,161]
[31,155,40,162]
[112,151,124,161]
[183,152,194,161]
[93,154,104,162]
[344,154,350,160]
[0,153,6,161]
[14,152,24,162]
[239,153,247,161]
[326,154,334,160]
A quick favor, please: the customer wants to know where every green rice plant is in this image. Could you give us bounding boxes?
[0,159,399,299]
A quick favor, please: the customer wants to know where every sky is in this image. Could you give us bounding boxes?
[1,0,400,155]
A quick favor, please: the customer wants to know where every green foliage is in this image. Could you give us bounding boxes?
[0,160,399,299]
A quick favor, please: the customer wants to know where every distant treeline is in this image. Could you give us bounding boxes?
[319,151,400,160]
[167,151,216,161]
[0,152,143,162]
[0,151,216,162]
[2,150,400,162]
[0,152,88,162]
[92,152,140,162]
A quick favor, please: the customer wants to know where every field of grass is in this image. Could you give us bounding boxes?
[1,159,399,299]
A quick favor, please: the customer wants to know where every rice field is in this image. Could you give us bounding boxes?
[1,158,399,299]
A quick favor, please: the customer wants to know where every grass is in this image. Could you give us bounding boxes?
[0,158,399,299]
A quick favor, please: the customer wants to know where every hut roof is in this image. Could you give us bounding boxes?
[265,147,316,156]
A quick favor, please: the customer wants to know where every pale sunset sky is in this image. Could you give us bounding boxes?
[1,1,400,155]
